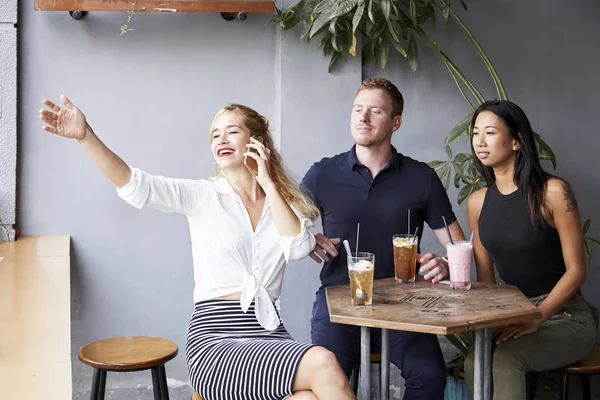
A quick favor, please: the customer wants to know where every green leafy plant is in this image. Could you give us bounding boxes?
[120,1,138,35]
[584,219,600,264]
[273,0,600,261]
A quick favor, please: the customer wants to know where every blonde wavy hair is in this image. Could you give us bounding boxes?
[209,104,320,221]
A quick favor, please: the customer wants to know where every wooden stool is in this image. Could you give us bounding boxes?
[191,393,204,400]
[79,336,178,400]
[555,342,600,400]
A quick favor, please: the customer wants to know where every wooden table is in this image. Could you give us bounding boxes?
[0,236,72,398]
[326,277,541,400]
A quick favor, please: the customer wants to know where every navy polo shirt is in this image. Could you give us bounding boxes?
[301,145,456,287]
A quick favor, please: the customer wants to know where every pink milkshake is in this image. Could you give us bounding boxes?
[447,241,473,290]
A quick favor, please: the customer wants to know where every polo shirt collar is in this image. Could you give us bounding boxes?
[347,144,402,171]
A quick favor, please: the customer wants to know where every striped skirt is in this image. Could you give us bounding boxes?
[186,300,313,400]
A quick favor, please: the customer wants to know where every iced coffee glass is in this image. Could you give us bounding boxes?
[447,241,473,290]
[392,234,419,283]
[347,252,375,306]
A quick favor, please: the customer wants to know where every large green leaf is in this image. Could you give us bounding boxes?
[583,219,591,235]
[417,2,435,24]
[407,31,419,72]
[390,36,407,57]
[331,32,341,52]
[457,183,475,205]
[453,171,461,188]
[352,1,366,33]
[584,240,592,264]
[444,112,473,152]
[429,160,452,190]
[376,35,389,68]
[328,51,340,73]
[330,0,359,20]
[328,17,338,35]
[309,0,338,38]
[381,0,391,21]
[368,0,375,24]
[409,0,418,25]
[533,131,557,171]
[453,152,472,163]
[452,153,473,187]
[314,0,334,13]
[386,20,400,43]
[300,19,313,41]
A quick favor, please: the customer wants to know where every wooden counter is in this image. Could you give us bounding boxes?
[0,235,72,398]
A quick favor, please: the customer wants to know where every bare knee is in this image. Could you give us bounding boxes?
[307,347,340,373]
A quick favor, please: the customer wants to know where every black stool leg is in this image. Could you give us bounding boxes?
[90,369,107,400]
[90,368,100,400]
[151,366,162,400]
[98,370,106,400]
[560,372,569,400]
[158,365,170,400]
[582,375,590,400]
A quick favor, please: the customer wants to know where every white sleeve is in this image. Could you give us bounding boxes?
[278,207,316,262]
[116,167,211,216]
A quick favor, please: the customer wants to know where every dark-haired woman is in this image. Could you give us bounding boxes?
[464,100,596,400]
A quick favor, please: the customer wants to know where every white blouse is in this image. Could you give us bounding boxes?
[117,167,316,330]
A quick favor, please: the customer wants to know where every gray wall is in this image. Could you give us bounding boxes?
[16,0,600,397]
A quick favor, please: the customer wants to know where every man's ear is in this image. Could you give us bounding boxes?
[393,115,402,132]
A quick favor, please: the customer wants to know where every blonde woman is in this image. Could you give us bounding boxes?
[40,96,356,400]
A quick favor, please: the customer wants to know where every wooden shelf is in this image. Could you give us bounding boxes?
[35,0,275,13]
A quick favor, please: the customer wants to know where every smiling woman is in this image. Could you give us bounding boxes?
[39,96,354,400]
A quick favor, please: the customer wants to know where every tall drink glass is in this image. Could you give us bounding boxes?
[447,240,473,290]
[392,234,418,283]
[347,252,375,306]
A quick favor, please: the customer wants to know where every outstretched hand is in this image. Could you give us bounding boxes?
[40,95,87,141]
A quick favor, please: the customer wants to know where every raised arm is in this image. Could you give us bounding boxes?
[466,188,496,284]
[40,95,131,188]
[41,96,209,215]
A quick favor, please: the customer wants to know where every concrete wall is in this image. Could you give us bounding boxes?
[13,0,600,398]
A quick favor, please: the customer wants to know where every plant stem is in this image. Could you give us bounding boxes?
[447,6,508,100]
[412,24,485,104]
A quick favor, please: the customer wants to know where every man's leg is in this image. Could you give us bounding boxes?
[311,288,361,377]
[372,329,446,400]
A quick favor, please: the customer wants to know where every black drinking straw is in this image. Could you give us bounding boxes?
[442,216,454,245]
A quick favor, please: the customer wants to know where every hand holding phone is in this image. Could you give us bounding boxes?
[244,136,260,176]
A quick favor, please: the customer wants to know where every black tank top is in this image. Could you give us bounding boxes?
[478,184,565,297]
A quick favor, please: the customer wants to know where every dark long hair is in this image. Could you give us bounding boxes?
[471,100,550,228]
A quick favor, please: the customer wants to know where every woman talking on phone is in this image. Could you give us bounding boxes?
[40,96,356,400]
[464,99,596,400]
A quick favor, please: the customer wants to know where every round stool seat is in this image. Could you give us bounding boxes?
[556,343,600,374]
[79,336,178,371]
[191,393,205,400]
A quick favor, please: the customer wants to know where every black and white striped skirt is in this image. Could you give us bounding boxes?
[186,300,313,400]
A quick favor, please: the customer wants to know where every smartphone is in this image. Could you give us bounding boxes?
[244,139,259,176]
